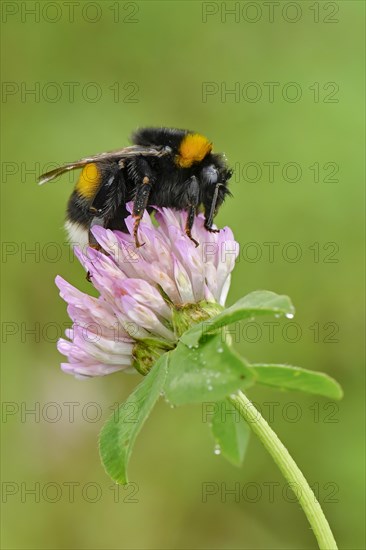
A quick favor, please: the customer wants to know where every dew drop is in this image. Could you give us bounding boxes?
[285,313,294,319]
[214,444,221,455]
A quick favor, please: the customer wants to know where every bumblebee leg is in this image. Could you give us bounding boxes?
[184,175,200,247]
[131,158,156,248]
[204,182,221,233]
[90,164,125,222]
[88,216,104,247]
[86,216,104,282]
[205,225,220,233]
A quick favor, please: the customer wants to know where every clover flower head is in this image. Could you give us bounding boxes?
[56,204,239,377]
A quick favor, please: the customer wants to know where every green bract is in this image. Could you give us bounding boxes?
[99,290,342,485]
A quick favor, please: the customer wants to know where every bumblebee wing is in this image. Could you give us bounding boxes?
[38,145,169,185]
[38,162,87,185]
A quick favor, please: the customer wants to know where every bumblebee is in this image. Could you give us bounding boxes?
[39,127,233,248]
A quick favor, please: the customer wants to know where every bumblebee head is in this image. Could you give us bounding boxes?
[175,133,213,168]
[200,153,232,188]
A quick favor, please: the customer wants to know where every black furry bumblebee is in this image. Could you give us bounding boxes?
[39,127,232,248]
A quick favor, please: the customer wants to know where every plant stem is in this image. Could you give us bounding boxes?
[229,390,338,550]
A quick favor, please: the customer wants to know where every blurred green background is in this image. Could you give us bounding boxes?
[1,1,364,548]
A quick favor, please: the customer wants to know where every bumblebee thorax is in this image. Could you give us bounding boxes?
[175,133,213,168]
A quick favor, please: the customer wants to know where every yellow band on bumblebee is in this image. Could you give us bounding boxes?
[176,133,212,168]
[76,163,101,199]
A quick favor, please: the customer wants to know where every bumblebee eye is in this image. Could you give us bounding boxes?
[202,165,218,184]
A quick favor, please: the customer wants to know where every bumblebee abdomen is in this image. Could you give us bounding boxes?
[75,162,102,200]
[64,220,89,249]
[66,188,98,248]
[66,159,129,245]
[67,189,94,225]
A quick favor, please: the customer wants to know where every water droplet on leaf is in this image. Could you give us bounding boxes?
[214,444,221,455]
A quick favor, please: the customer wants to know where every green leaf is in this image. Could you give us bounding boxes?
[180,291,295,348]
[250,363,343,400]
[211,400,251,466]
[164,334,254,406]
[99,353,169,484]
